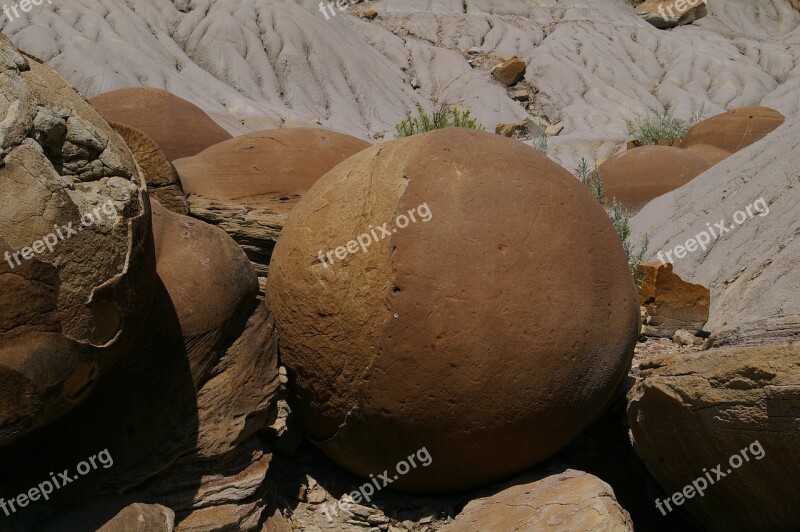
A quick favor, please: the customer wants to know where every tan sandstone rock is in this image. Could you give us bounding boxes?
[637,262,710,338]
[600,145,710,213]
[174,128,370,279]
[89,87,233,161]
[680,106,785,156]
[491,56,526,86]
[628,344,800,531]
[0,36,154,446]
[268,128,639,493]
[442,469,633,531]
[97,504,175,532]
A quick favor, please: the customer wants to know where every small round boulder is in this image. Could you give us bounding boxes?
[600,146,711,213]
[268,128,639,493]
[681,106,785,155]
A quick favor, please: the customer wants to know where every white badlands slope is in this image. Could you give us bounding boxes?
[2,0,799,169]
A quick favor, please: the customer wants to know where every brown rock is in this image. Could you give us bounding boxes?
[174,128,370,206]
[441,469,633,531]
[109,121,189,214]
[267,128,639,493]
[363,9,378,19]
[600,145,711,213]
[491,56,526,86]
[681,106,785,155]
[636,0,708,29]
[628,344,800,531]
[0,36,154,446]
[90,87,233,161]
[494,121,527,137]
[637,262,710,337]
[683,143,732,166]
[97,504,175,532]
[174,128,370,279]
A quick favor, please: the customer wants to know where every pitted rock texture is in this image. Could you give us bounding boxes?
[268,128,639,493]
[0,35,154,446]
[627,344,800,531]
[600,145,711,213]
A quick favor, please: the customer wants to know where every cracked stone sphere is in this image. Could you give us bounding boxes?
[0,36,154,445]
[267,128,639,493]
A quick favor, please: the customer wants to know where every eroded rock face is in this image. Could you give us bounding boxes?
[96,504,175,532]
[175,128,370,280]
[109,122,189,214]
[268,128,639,493]
[600,146,710,213]
[0,35,154,445]
[638,262,710,338]
[442,469,633,531]
[627,344,800,531]
[681,106,785,156]
[89,88,233,161]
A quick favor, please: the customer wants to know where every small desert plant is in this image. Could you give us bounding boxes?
[575,158,649,284]
[628,103,707,146]
[395,102,484,137]
[531,133,548,155]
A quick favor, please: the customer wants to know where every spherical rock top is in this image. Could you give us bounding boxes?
[681,106,785,155]
[268,128,639,493]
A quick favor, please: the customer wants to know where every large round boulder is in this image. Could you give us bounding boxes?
[267,128,639,493]
[600,146,711,213]
[0,38,154,445]
[89,87,232,161]
[680,105,785,155]
[174,128,371,210]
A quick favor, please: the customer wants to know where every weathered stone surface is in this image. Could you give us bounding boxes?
[442,469,633,532]
[109,121,189,214]
[0,35,154,446]
[491,56,526,86]
[632,117,798,347]
[600,146,710,213]
[268,128,638,493]
[494,121,526,137]
[638,262,710,338]
[681,106,785,156]
[90,87,233,161]
[97,504,175,532]
[627,344,800,531]
[174,128,370,204]
[175,128,368,280]
[636,0,708,29]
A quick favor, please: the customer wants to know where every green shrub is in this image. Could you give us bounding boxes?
[395,103,484,137]
[628,104,706,146]
[575,158,649,284]
[531,134,548,155]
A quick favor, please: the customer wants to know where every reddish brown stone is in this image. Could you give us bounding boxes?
[268,128,639,493]
[90,88,233,161]
[638,261,710,337]
[681,106,785,155]
[600,145,711,213]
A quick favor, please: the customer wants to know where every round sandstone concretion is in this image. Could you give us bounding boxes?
[0,39,154,445]
[683,143,733,166]
[267,128,640,493]
[173,128,371,205]
[90,88,233,161]
[600,146,711,213]
[680,106,785,154]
